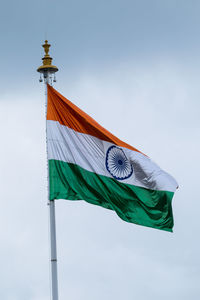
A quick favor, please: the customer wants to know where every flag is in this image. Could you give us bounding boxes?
[47,84,178,232]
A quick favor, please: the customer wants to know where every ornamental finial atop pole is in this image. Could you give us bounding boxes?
[37,40,58,85]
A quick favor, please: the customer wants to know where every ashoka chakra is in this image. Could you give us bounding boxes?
[106,145,133,180]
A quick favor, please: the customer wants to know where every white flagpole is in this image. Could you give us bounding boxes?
[37,41,59,300]
[48,199,59,300]
[45,77,59,300]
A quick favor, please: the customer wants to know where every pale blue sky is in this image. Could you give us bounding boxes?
[0,1,200,300]
[1,0,200,90]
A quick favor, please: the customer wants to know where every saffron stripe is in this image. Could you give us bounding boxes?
[47,84,142,153]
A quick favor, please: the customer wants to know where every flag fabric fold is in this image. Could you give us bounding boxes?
[47,84,178,232]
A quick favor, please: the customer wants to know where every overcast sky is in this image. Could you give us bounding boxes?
[0,1,200,299]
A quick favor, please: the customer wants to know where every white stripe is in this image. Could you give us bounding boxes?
[47,120,178,192]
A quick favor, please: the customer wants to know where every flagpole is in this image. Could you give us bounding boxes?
[37,41,59,300]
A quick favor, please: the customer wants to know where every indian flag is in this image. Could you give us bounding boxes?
[47,84,178,232]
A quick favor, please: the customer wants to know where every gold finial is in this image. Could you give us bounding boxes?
[37,40,58,73]
[43,40,50,57]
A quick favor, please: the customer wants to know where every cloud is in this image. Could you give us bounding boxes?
[1,58,199,299]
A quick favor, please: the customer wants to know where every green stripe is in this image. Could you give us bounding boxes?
[49,160,174,232]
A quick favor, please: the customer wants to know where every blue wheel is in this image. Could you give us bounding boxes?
[106,145,133,180]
